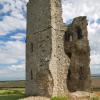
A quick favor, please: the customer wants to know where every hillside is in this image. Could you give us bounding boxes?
[0,80,25,88]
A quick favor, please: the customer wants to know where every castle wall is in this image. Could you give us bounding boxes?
[64,16,91,92]
[26,0,69,97]
[26,0,91,97]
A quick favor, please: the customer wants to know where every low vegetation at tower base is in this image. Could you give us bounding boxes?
[51,96,100,100]
[91,96,100,100]
[51,96,68,100]
[0,95,25,100]
[0,88,24,95]
[0,88,25,100]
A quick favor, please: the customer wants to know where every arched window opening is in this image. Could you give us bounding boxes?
[76,27,83,39]
[70,35,73,41]
[67,68,71,80]
[30,42,33,52]
[64,31,70,42]
[66,52,72,59]
[30,70,33,80]
[79,66,84,80]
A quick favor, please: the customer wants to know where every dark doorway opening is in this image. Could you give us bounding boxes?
[66,52,72,59]
[76,27,82,39]
[30,70,33,80]
[30,43,33,52]
[67,68,71,80]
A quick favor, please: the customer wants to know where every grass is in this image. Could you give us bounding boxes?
[0,86,99,100]
[0,80,25,88]
[51,96,68,100]
[91,96,100,100]
[0,88,25,100]
[0,88,25,95]
[0,95,25,100]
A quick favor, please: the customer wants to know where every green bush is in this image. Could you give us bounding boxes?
[51,96,68,100]
[91,96,100,100]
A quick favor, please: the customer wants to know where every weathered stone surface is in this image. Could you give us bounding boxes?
[26,0,91,98]
[69,91,90,100]
[64,16,91,92]
[26,0,68,97]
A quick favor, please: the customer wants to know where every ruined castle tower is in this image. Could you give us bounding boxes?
[26,0,69,97]
[64,16,91,92]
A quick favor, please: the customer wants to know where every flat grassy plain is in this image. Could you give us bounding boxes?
[0,80,25,88]
[92,77,100,91]
[0,95,25,100]
[0,88,25,100]
[0,88,25,95]
[0,79,99,100]
[0,80,25,100]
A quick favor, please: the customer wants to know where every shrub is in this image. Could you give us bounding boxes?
[91,96,100,100]
[51,96,68,100]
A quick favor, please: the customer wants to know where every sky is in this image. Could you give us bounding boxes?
[0,0,100,80]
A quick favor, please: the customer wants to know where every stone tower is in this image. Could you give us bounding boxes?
[26,0,69,97]
[64,16,91,92]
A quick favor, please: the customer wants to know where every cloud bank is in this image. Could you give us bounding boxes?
[62,0,100,75]
[0,0,100,80]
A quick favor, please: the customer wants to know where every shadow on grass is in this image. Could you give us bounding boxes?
[0,95,25,100]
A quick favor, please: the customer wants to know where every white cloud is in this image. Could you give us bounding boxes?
[10,33,26,40]
[0,40,25,80]
[62,0,100,22]
[0,40,25,64]
[0,0,99,79]
[0,63,25,80]
[0,16,26,35]
[62,0,100,74]
[90,65,100,75]
[0,64,25,74]
[0,0,28,35]
[0,0,27,80]
[9,64,25,71]
[90,54,100,65]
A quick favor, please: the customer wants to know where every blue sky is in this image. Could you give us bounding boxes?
[0,0,100,80]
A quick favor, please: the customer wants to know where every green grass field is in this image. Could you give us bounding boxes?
[0,95,25,100]
[0,88,25,95]
[0,80,99,100]
[0,88,25,100]
[0,80,25,88]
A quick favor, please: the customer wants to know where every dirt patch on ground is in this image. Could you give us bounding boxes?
[19,96,50,100]
[95,92,100,96]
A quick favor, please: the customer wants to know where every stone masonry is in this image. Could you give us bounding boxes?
[64,16,91,92]
[26,0,91,98]
[26,0,69,97]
